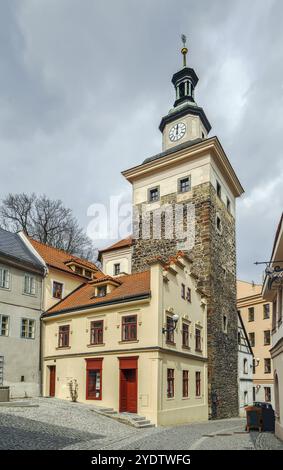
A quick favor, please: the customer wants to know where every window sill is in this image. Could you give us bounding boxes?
[182,397,190,400]
[166,397,175,401]
[119,340,139,344]
[182,345,191,351]
[195,349,203,353]
[166,342,176,347]
[21,337,35,341]
[87,343,105,348]
[23,292,36,297]
[56,346,71,350]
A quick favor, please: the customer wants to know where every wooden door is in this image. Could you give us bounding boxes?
[120,369,137,413]
[49,366,56,397]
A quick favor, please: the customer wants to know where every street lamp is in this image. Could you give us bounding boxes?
[162,314,179,335]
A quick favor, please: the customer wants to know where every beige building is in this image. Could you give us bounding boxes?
[262,213,283,440]
[237,280,273,406]
[99,237,132,276]
[42,253,208,426]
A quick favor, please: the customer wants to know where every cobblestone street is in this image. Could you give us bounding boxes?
[0,398,283,450]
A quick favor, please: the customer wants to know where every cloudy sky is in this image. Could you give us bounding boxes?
[0,0,282,283]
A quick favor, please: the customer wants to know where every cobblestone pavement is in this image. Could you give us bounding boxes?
[0,398,282,450]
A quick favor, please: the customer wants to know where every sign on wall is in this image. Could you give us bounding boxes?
[266,265,283,290]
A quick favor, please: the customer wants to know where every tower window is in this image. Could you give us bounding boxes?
[226,197,231,213]
[179,82,185,98]
[216,181,222,199]
[114,263,120,276]
[178,176,191,193]
[223,315,228,333]
[216,215,222,233]
[148,187,159,203]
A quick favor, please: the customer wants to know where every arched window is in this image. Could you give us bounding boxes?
[243,358,248,374]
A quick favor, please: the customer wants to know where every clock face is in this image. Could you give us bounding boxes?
[169,122,186,142]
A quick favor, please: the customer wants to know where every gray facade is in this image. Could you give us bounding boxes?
[0,228,45,398]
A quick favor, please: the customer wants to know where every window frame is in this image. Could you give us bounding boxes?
[216,181,222,199]
[90,320,104,345]
[249,332,255,347]
[264,358,271,374]
[86,364,103,400]
[248,307,255,322]
[186,287,191,303]
[121,315,137,342]
[182,370,189,398]
[181,283,185,299]
[52,281,64,300]
[0,267,10,290]
[264,386,271,402]
[195,327,202,352]
[182,322,189,349]
[196,371,201,397]
[58,324,70,348]
[21,318,36,340]
[24,274,36,296]
[263,304,270,320]
[264,330,271,346]
[148,186,160,203]
[167,368,174,398]
[0,314,9,337]
[113,263,121,276]
[178,176,191,194]
[166,316,175,345]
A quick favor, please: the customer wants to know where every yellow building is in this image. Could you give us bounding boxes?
[42,253,208,426]
[237,280,273,405]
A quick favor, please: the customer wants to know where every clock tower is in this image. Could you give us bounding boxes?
[122,37,244,420]
[160,36,211,151]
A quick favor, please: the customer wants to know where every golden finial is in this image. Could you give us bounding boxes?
[181,34,188,67]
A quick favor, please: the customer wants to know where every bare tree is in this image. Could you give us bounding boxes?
[0,193,96,261]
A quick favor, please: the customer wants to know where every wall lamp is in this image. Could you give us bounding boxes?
[162,314,179,335]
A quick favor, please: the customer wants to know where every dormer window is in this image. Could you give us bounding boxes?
[114,263,121,276]
[74,266,83,275]
[97,286,107,298]
[85,270,92,279]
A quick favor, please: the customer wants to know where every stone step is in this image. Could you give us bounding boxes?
[134,420,151,426]
[136,423,156,429]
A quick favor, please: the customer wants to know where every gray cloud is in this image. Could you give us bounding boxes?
[0,0,282,282]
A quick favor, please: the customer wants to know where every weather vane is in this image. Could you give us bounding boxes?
[181,34,188,67]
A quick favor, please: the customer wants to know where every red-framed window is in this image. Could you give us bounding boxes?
[196,371,201,397]
[58,325,70,348]
[183,370,189,398]
[181,283,185,299]
[167,369,174,398]
[166,316,175,344]
[182,322,189,348]
[90,320,103,345]
[195,328,202,352]
[186,287,191,303]
[86,359,103,400]
[122,315,137,341]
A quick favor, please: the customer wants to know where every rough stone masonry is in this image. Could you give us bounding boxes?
[131,181,239,419]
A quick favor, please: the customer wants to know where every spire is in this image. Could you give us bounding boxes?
[181,34,188,67]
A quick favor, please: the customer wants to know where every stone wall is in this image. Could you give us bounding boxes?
[131,181,239,419]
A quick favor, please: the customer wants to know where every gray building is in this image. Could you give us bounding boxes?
[238,312,254,416]
[0,228,46,398]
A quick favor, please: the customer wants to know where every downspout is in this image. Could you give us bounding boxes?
[39,266,48,396]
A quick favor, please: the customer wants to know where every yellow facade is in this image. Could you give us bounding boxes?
[43,257,208,426]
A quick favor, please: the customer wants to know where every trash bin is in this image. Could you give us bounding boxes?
[0,386,10,402]
[253,402,275,432]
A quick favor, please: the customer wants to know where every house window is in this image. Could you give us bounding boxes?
[167,369,174,398]
[179,176,191,193]
[166,316,175,344]
[21,319,35,339]
[87,369,102,400]
[74,266,83,275]
[122,315,137,341]
[216,215,222,233]
[226,197,231,213]
[85,269,92,279]
[248,307,255,322]
[263,304,270,319]
[244,391,248,406]
[181,283,185,299]
[186,287,191,303]
[0,315,9,337]
[114,263,121,276]
[183,370,189,398]
[90,321,104,345]
[253,387,256,402]
[264,387,271,402]
[148,187,159,202]
[223,315,228,333]
[249,332,255,347]
[264,358,271,374]
[264,330,271,346]
[182,322,189,348]
[24,274,36,295]
[196,371,201,397]
[53,281,63,299]
[58,325,70,348]
[97,286,107,297]
[0,268,10,289]
[195,328,202,352]
[216,181,222,198]
[243,358,248,374]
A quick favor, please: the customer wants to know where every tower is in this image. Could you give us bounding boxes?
[122,37,244,418]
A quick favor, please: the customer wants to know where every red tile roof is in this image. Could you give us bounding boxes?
[28,238,103,280]
[45,270,150,315]
[98,236,133,260]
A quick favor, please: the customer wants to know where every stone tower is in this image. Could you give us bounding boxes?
[122,38,244,418]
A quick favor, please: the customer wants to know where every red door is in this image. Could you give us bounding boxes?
[49,366,56,397]
[119,357,138,413]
